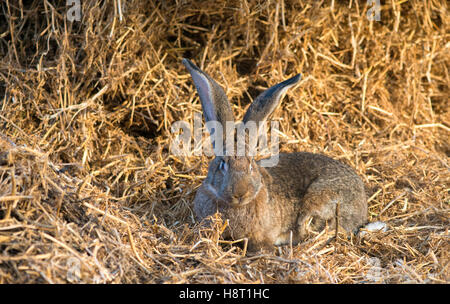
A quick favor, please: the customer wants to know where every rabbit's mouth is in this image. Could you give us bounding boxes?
[204,182,262,208]
[228,197,253,208]
[227,182,263,208]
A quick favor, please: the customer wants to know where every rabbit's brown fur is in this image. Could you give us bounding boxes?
[183,58,368,251]
[194,153,367,250]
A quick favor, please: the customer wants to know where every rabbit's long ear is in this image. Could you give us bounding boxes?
[182,59,234,127]
[243,74,301,124]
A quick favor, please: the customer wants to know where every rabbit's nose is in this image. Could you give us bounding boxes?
[232,182,248,199]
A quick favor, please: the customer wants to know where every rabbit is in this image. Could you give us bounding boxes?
[182,58,368,251]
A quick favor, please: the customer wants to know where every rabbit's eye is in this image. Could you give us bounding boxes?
[249,162,253,172]
[219,159,228,172]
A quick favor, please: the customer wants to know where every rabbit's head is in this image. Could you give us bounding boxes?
[183,58,300,207]
[205,155,263,207]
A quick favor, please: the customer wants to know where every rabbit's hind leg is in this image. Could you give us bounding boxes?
[295,182,341,241]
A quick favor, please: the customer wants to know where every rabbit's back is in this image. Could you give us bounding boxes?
[261,152,364,194]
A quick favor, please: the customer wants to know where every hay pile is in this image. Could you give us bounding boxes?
[0,0,448,283]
